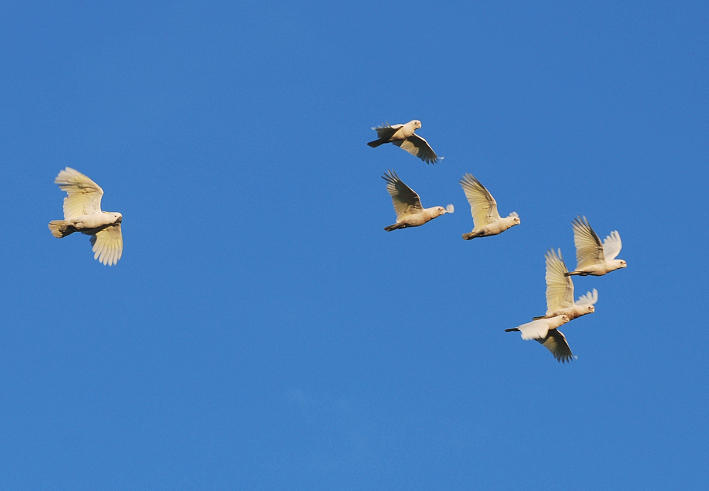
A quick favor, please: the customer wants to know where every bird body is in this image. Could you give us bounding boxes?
[505,314,575,363]
[506,314,570,340]
[368,120,440,164]
[48,167,124,266]
[567,217,626,276]
[533,249,598,320]
[382,170,453,231]
[459,173,519,240]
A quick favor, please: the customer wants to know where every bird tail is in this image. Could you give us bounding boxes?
[504,328,519,333]
[564,271,579,277]
[462,232,479,240]
[367,138,387,148]
[384,223,404,231]
[48,220,75,238]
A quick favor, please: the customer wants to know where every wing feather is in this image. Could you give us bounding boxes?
[90,223,123,266]
[572,216,604,268]
[515,319,551,340]
[459,174,500,227]
[394,134,439,164]
[536,329,574,362]
[55,167,104,219]
[576,288,598,306]
[602,230,623,260]
[382,170,422,219]
[545,249,573,313]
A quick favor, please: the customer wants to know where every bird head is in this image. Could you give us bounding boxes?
[619,259,627,268]
[587,305,595,313]
[112,212,123,224]
[509,212,520,225]
[561,314,570,322]
[412,120,422,129]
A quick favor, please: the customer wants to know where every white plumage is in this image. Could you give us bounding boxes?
[48,167,123,266]
[536,249,598,320]
[367,120,440,164]
[459,173,520,240]
[567,216,626,276]
[382,170,453,231]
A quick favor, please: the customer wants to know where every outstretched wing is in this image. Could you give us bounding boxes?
[572,216,604,268]
[90,223,123,266]
[55,167,104,219]
[545,249,574,313]
[459,173,500,227]
[576,288,598,307]
[514,319,551,340]
[382,170,422,219]
[536,329,574,363]
[394,134,439,164]
[602,230,623,260]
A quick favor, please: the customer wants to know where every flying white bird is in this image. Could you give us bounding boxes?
[459,173,520,240]
[567,216,626,276]
[533,249,598,320]
[48,167,123,266]
[505,314,575,363]
[367,120,440,164]
[382,170,453,231]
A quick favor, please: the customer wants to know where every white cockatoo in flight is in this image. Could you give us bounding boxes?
[505,314,575,363]
[48,167,123,266]
[367,120,440,164]
[382,170,453,231]
[567,216,626,276]
[533,249,598,320]
[459,173,520,240]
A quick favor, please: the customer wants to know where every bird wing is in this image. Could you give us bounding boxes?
[459,173,500,227]
[536,329,574,362]
[90,223,123,266]
[374,123,403,140]
[545,249,574,312]
[55,167,104,219]
[382,170,423,219]
[572,216,604,268]
[575,288,598,306]
[515,319,551,340]
[394,134,439,164]
[602,230,623,260]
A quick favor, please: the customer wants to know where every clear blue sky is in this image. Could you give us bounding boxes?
[1,1,707,489]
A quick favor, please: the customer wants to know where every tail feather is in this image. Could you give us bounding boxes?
[367,138,387,148]
[504,328,519,333]
[462,232,479,240]
[48,220,75,238]
[384,223,404,231]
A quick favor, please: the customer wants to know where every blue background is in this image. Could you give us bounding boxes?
[1,1,707,489]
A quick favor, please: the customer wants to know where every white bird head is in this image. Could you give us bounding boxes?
[111,212,123,224]
[412,120,422,129]
[508,212,520,225]
[433,205,452,217]
[586,305,595,314]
